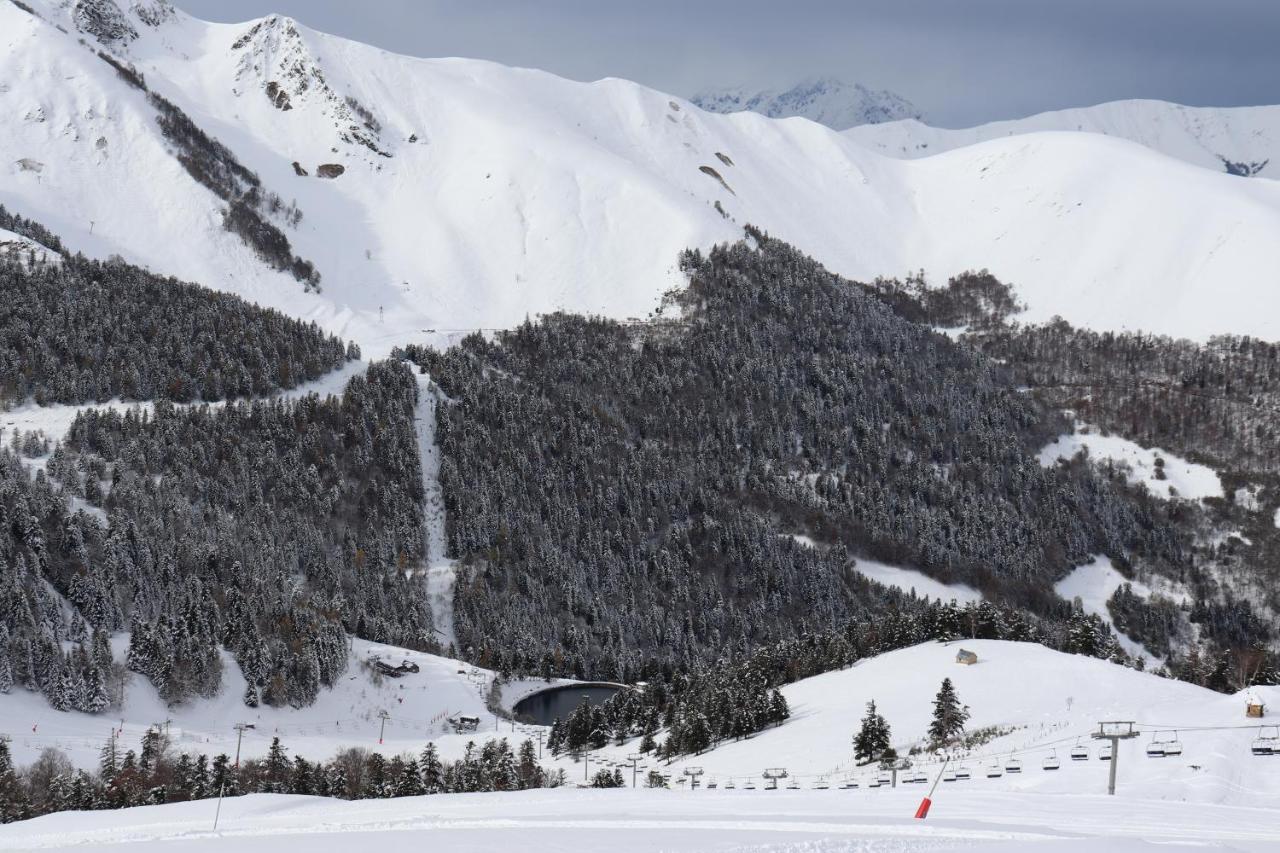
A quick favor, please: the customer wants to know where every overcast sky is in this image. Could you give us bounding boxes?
[174,0,1278,127]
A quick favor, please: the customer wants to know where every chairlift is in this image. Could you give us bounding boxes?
[840,778,859,789]
[867,778,881,788]
[942,770,957,782]
[1070,740,1089,761]
[744,779,757,791]
[1146,730,1182,758]
[954,766,971,780]
[1042,750,1060,771]
[706,779,718,790]
[1251,726,1279,756]
[986,761,1004,779]
[1004,756,1022,774]
[813,777,830,790]
[877,773,892,785]
[786,778,801,790]
[724,779,737,790]
[1099,744,1112,761]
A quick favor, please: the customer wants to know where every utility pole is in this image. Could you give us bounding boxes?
[627,753,643,788]
[217,723,254,832]
[378,710,391,745]
[535,730,546,759]
[1092,721,1138,796]
[232,722,253,769]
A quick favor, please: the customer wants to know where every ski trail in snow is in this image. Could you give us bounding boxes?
[413,368,458,651]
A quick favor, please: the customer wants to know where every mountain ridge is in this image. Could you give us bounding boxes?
[691,75,922,130]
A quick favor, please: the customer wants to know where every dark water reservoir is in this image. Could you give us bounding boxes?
[513,683,623,725]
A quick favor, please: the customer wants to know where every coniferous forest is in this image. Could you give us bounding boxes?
[0,209,1276,823]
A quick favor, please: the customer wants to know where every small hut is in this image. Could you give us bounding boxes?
[449,715,480,733]
[1246,695,1265,718]
[955,648,978,666]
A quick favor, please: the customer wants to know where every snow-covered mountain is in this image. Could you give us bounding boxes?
[691,76,922,129]
[848,98,1280,178]
[6,0,1280,359]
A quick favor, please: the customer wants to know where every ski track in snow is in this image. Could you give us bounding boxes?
[412,368,458,651]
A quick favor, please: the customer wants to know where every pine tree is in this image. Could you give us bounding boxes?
[854,699,891,763]
[928,677,970,749]
[419,743,443,794]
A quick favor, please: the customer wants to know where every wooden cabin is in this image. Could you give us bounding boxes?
[1246,695,1265,718]
[955,648,978,666]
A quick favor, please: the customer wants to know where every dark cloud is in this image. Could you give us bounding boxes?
[174,0,1280,126]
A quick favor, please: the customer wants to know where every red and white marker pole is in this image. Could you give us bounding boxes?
[915,757,950,819]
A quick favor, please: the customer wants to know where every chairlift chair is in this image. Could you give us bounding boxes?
[1070,741,1089,761]
[1041,750,1060,771]
[1005,756,1022,773]
[724,779,737,790]
[706,779,718,790]
[867,778,881,788]
[877,773,892,785]
[1099,744,1113,761]
[1251,726,1279,756]
[986,761,1004,778]
[813,777,830,790]
[1145,735,1165,758]
[1162,732,1183,757]
[955,766,971,780]
[786,778,801,790]
[744,779,757,791]
[942,770,957,782]
[840,778,858,789]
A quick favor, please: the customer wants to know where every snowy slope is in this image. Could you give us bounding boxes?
[2,641,1278,852]
[588,640,1280,807]
[849,98,1280,178]
[692,76,922,129]
[0,227,58,266]
[4,1,1280,352]
[4,788,1280,852]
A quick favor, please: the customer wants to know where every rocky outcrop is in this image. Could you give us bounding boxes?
[316,163,345,179]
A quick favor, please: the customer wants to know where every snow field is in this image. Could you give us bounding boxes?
[1037,424,1223,501]
[6,1,1280,358]
[3,787,1280,852]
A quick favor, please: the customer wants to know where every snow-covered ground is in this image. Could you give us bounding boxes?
[1054,556,1170,663]
[1038,425,1223,501]
[4,787,1280,852]
[0,226,58,266]
[2,640,1277,851]
[852,557,982,605]
[849,98,1280,179]
[409,367,458,650]
[0,358,365,451]
[6,2,1280,356]
[580,640,1280,807]
[0,636,518,770]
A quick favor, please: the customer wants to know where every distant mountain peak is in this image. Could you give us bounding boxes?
[692,77,922,130]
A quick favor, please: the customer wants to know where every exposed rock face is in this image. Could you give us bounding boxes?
[692,77,921,131]
[72,0,138,48]
[291,161,308,176]
[316,163,345,179]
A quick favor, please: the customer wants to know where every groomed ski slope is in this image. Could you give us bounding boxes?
[2,788,1279,852]
[6,1,1280,353]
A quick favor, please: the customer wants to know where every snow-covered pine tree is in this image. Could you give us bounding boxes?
[928,677,970,749]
